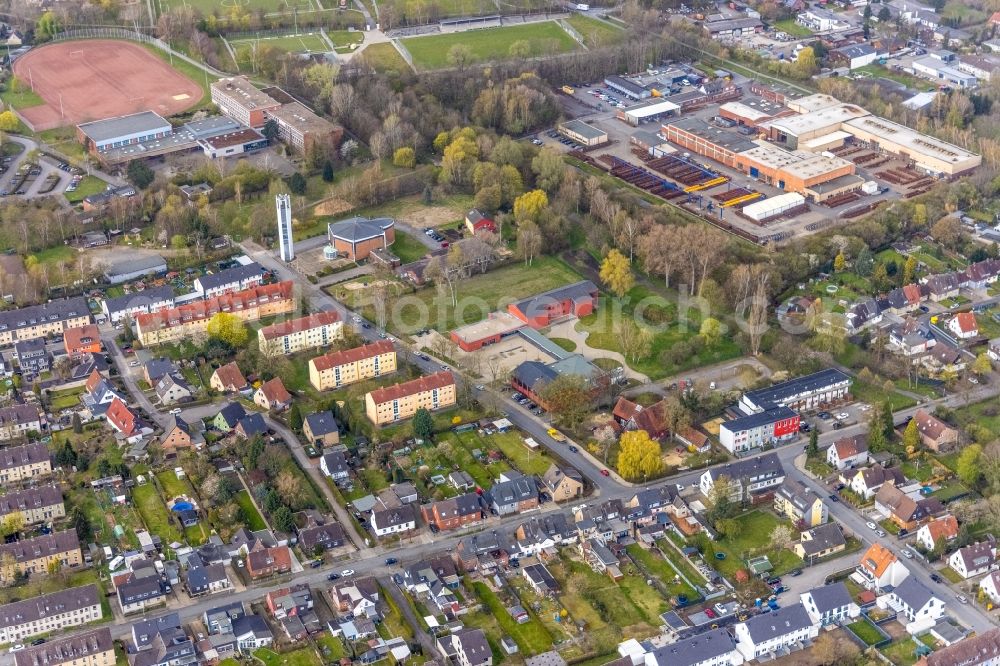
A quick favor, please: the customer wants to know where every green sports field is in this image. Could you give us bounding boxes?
[401,21,579,69]
[159,0,313,15]
[230,32,330,54]
[564,14,624,47]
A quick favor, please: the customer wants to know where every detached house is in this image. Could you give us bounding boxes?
[612,397,669,440]
[980,571,1000,604]
[331,577,379,618]
[733,603,818,662]
[210,362,248,393]
[254,378,292,412]
[917,515,959,552]
[304,411,340,447]
[320,451,350,481]
[826,434,868,470]
[800,582,859,626]
[105,398,144,443]
[913,409,959,452]
[793,522,847,560]
[948,312,979,340]
[856,543,909,592]
[541,464,584,502]
[774,478,827,528]
[949,539,997,579]
[297,520,347,554]
[155,374,193,406]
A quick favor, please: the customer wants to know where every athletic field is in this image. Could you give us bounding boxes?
[401,21,579,69]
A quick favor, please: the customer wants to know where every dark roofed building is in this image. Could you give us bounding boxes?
[645,628,739,666]
[327,217,396,261]
[14,628,113,666]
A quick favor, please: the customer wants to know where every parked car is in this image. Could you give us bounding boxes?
[866,521,878,530]
[341,569,356,576]
[385,557,398,565]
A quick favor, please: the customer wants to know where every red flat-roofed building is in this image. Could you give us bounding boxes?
[508,281,599,328]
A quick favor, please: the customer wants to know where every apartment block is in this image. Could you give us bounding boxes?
[258,312,343,357]
[0,297,91,347]
[0,442,52,483]
[309,340,396,391]
[0,584,101,643]
[365,371,457,425]
[0,530,82,582]
[0,484,65,525]
[135,281,295,346]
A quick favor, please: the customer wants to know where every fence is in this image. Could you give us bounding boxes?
[50,27,228,77]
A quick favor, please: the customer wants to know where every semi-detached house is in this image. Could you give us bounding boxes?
[0,584,101,643]
[642,627,741,666]
[422,492,483,531]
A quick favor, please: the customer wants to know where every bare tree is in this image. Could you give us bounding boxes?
[516,221,542,267]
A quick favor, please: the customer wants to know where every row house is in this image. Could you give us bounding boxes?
[135,281,295,346]
[0,584,101,644]
[193,263,266,298]
[14,628,113,666]
[0,297,91,347]
[257,311,343,357]
[800,582,859,626]
[734,603,818,662]
[915,627,1000,665]
[0,405,46,442]
[102,286,175,324]
[0,530,81,582]
[644,628,740,666]
[309,340,396,391]
[0,484,64,525]
[0,442,52,483]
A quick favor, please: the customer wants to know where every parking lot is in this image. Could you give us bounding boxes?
[538,73,921,241]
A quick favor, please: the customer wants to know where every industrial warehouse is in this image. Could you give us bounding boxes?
[552,73,981,242]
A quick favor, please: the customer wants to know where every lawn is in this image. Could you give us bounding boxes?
[692,510,803,576]
[472,581,553,655]
[771,18,813,37]
[855,64,934,92]
[391,231,430,264]
[345,255,584,335]
[0,567,103,605]
[626,544,698,599]
[846,618,885,646]
[564,14,624,47]
[253,648,321,666]
[132,482,184,543]
[65,176,110,204]
[576,287,742,380]
[851,379,917,412]
[550,337,577,352]
[953,398,1000,442]
[231,33,330,55]
[0,79,44,111]
[358,42,412,75]
[315,635,346,662]
[402,21,579,69]
[485,430,553,476]
[236,490,267,532]
[49,386,84,410]
[156,469,195,500]
[160,0,311,15]
[547,557,661,644]
[883,638,924,666]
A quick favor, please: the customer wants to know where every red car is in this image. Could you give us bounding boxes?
[600,469,610,477]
